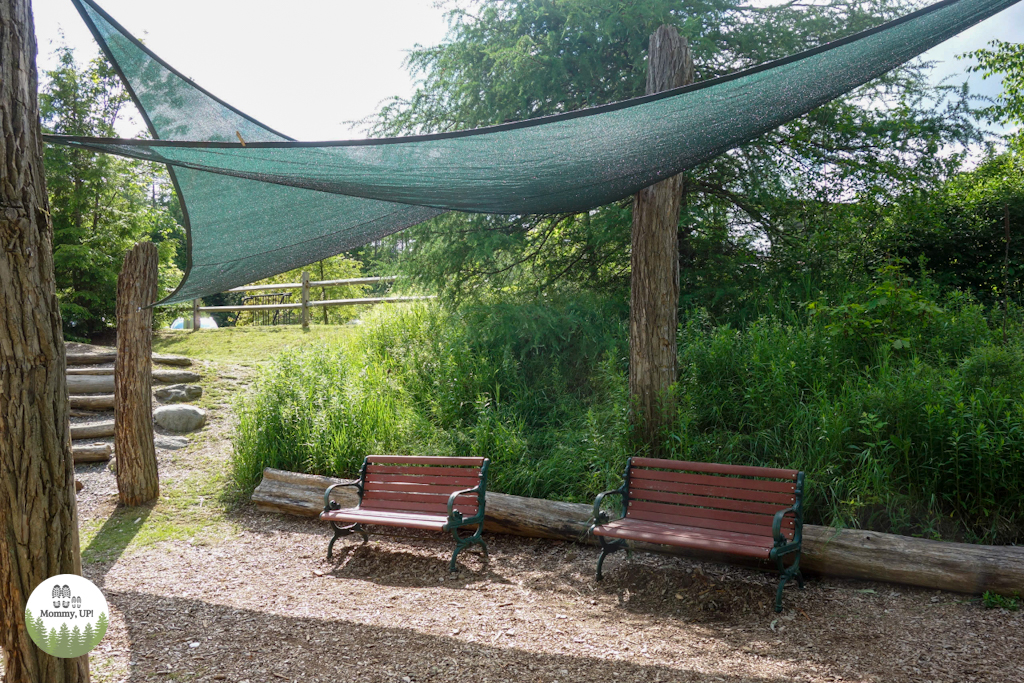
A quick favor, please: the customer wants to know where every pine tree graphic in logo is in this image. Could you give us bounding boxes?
[26,575,109,658]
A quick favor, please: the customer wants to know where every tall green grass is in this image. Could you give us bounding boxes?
[233,272,1024,543]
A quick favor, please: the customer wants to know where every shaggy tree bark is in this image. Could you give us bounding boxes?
[0,0,90,680]
[114,242,160,506]
[629,26,694,454]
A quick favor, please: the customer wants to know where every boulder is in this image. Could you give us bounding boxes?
[154,384,203,403]
[154,405,206,433]
[155,435,189,450]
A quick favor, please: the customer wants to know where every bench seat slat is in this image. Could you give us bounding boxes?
[365,473,481,488]
[626,507,794,540]
[357,496,478,515]
[367,455,486,466]
[629,488,784,516]
[363,489,478,507]
[628,477,796,506]
[321,507,449,531]
[626,499,793,529]
[631,457,798,481]
[630,468,798,494]
[593,519,772,558]
[367,465,485,478]
[364,481,480,495]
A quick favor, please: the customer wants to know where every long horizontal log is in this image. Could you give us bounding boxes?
[66,368,201,383]
[73,443,111,463]
[71,421,115,440]
[252,468,1024,595]
[66,351,192,366]
[67,375,113,394]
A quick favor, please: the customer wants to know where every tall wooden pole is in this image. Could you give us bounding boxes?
[115,242,160,506]
[0,0,90,680]
[629,25,694,454]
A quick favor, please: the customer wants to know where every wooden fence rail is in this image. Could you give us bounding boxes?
[192,273,429,330]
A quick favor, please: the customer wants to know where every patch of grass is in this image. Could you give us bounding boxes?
[81,466,238,564]
[982,591,1021,610]
[152,325,355,362]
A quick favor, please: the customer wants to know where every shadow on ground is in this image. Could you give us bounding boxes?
[103,588,813,683]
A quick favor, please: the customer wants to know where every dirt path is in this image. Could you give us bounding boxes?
[7,361,1024,682]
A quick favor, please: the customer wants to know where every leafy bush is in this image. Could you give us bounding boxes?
[233,278,1024,543]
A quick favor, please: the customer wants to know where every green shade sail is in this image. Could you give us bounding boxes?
[47,0,1023,304]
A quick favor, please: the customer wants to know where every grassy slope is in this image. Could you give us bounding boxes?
[152,325,355,362]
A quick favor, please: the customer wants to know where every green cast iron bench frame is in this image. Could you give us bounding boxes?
[589,457,805,612]
[320,455,489,572]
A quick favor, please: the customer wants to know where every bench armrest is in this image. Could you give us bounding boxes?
[323,480,362,512]
[447,485,482,523]
[592,487,626,526]
[772,504,802,546]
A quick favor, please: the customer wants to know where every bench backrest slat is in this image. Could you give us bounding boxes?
[360,456,486,516]
[625,458,798,540]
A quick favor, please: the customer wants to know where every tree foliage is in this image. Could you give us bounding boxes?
[966,39,1024,145]
[41,46,184,339]
[368,0,983,305]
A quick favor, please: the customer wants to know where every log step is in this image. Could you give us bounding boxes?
[66,351,192,366]
[71,421,115,440]
[73,444,111,464]
[66,368,201,383]
[67,371,201,394]
[252,467,1024,596]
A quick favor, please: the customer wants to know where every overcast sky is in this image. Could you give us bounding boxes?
[30,0,1024,141]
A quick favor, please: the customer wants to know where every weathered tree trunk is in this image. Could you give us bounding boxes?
[0,1,90,680]
[114,242,160,506]
[629,26,694,455]
[252,468,1024,595]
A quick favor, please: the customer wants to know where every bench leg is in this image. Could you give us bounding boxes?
[595,537,627,581]
[449,523,487,573]
[327,521,368,560]
[773,550,802,612]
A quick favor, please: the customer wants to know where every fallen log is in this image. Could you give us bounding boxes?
[253,467,1024,595]
[70,409,110,418]
[67,368,201,383]
[73,443,111,463]
[69,394,114,410]
[66,351,192,366]
[71,421,115,440]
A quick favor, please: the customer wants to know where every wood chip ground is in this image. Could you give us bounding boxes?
[4,361,1022,683]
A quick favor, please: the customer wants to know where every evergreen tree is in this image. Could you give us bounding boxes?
[92,612,109,649]
[46,628,59,657]
[69,625,84,658]
[24,609,42,648]
[56,623,71,658]
[82,623,94,654]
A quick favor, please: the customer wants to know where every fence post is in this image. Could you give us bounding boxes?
[192,298,200,332]
[301,271,310,329]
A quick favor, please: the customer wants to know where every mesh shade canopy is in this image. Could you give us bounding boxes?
[47,0,1023,304]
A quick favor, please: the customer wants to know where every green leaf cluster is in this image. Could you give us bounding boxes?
[365,0,984,302]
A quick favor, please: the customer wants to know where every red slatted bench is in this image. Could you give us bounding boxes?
[589,457,805,612]
[320,455,489,572]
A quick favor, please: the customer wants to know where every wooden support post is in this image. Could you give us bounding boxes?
[629,26,694,455]
[192,298,200,332]
[301,270,311,329]
[115,242,160,506]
